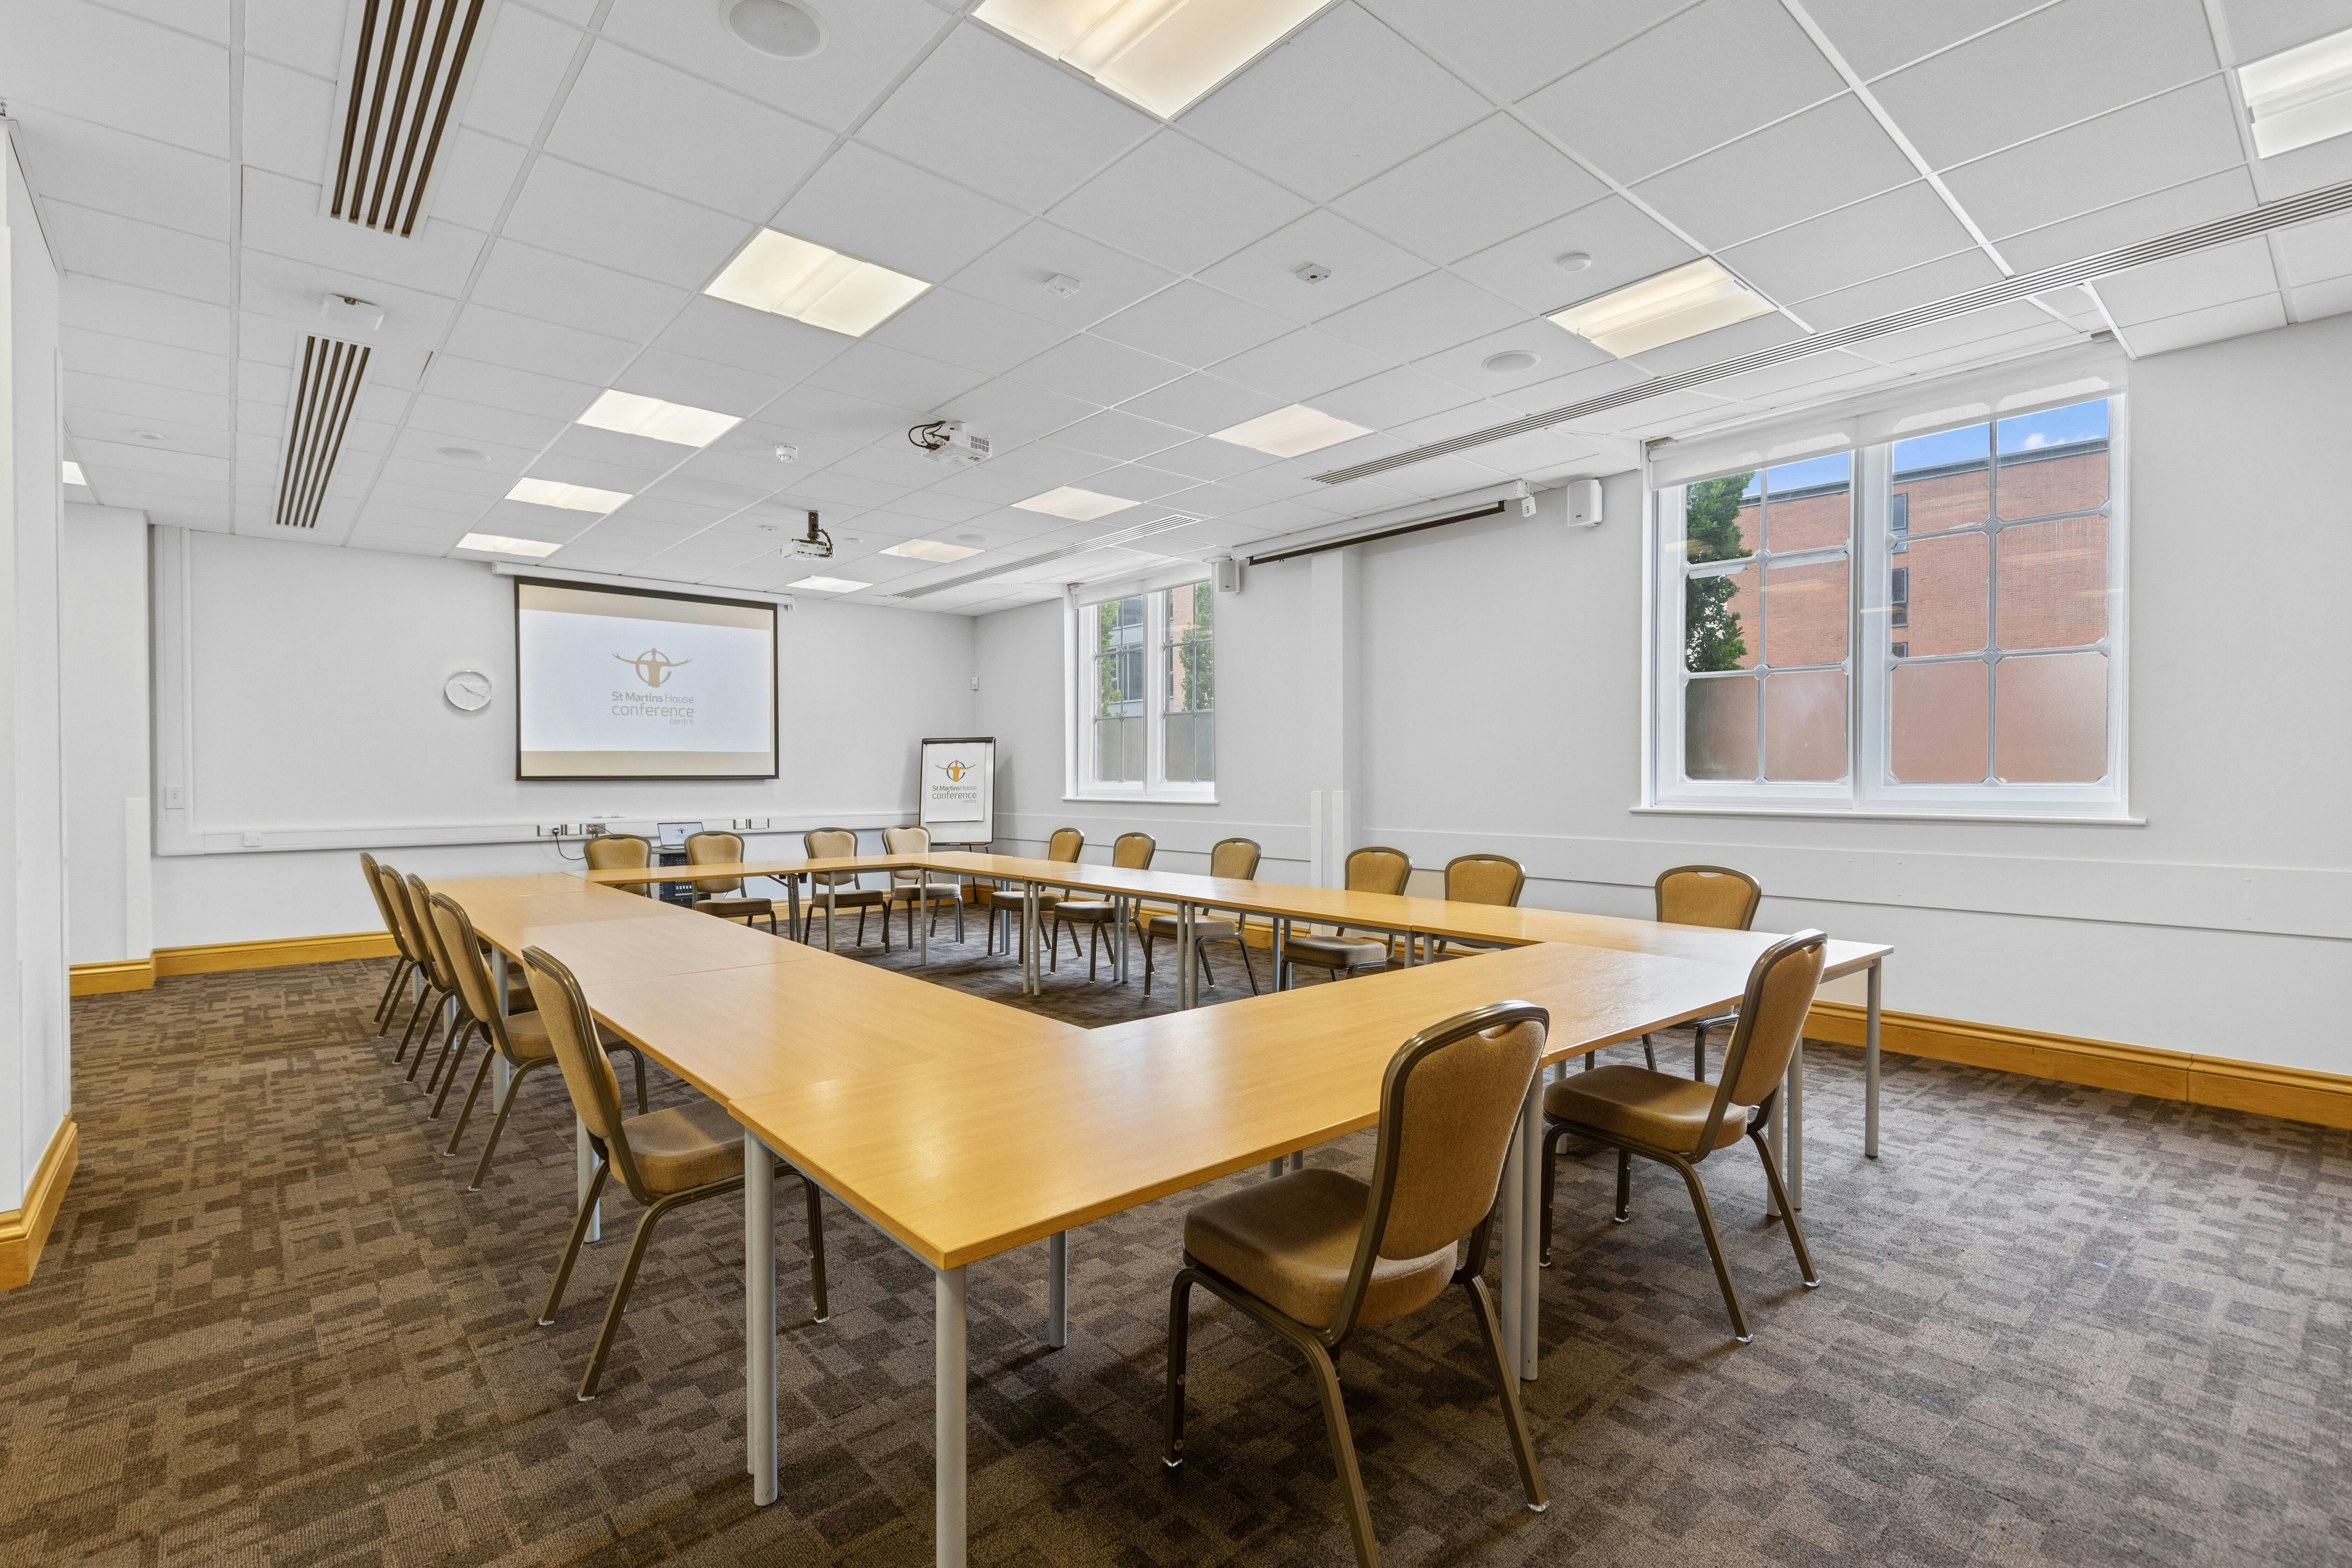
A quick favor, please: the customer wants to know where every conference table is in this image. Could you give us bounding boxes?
[444,854,1889,1568]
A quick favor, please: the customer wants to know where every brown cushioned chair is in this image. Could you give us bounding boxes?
[524,945,829,1401]
[882,825,965,944]
[428,891,647,1191]
[359,852,422,1034]
[1137,836,1262,997]
[1280,846,1411,987]
[1428,852,1528,962]
[972,826,1083,956]
[801,828,892,948]
[1540,929,1823,1343]
[1596,865,1767,1078]
[407,871,545,1110]
[378,864,460,1075]
[1048,831,1154,979]
[685,830,778,933]
[1166,1003,1550,1565]
[585,832,656,895]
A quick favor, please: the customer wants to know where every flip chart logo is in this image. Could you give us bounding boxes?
[615,648,691,687]
[934,757,975,783]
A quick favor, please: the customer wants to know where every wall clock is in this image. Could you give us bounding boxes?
[444,670,493,712]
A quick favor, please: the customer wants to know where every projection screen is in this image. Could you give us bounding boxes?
[514,579,778,780]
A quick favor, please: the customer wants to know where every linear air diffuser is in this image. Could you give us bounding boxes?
[330,0,489,236]
[275,336,371,530]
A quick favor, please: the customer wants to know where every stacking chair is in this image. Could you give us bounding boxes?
[585,832,656,896]
[1598,866,1767,1077]
[684,831,779,933]
[801,827,892,948]
[1428,853,1527,962]
[1540,930,1824,1343]
[378,867,457,1073]
[972,826,1083,955]
[1137,836,1261,997]
[524,944,830,1401]
[1049,831,1154,979]
[882,825,965,944]
[359,852,421,1034]
[1165,1003,1550,1566]
[428,892,648,1192]
[1279,846,1411,987]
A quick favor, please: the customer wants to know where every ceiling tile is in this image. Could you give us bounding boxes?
[502,155,748,290]
[1310,366,1477,430]
[427,354,602,423]
[775,141,1026,282]
[1871,0,2220,169]
[423,128,531,233]
[1048,133,1311,275]
[1415,320,1613,396]
[856,23,1156,212]
[867,288,1071,376]
[458,3,583,145]
[653,295,853,386]
[1047,409,1193,461]
[43,202,232,305]
[1621,308,1808,376]
[1360,0,1694,103]
[1088,281,1298,367]
[613,346,790,416]
[803,341,987,414]
[1518,0,1845,183]
[1791,250,2007,331]
[2216,0,2352,62]
[241,57,338,188]
[1998,167,2258,271]
[9,106,231,244]
[1723,181,1977,304]
[1117,374,1286,434]
[1943,78,2246,242]
[243,169,488,296]
[2275,210,2352,285]
[1451,195,1701,315]
[1634,94,1917,250]
[2093,237,2280,324]
[597,0,951,135]
[2290,274,2352,319]
[542,41,834,220]
[407,394,568,451]
[1147,437,1283,482]
[1487,357,1654,415]
[61,328,230,398]
[1180,4,1492,202]
[945,219,1180,330]
[1067,463,1196,503]
[1316,271,1526,361]
[1799,0,2049,79]
[1197,211,1433,323]
[2116,290,2287,354]
[61,276,232,356]
[470,238,695,340]
[1209,327,1393,402]
[246,0,346,75]
[0,3,231,158]
[1005,333,1188,404]
[1334,113,1612,264]
[928,377,1098,446]
[442,304,640,388]
[757,384,937,444]
[1846,300,2075,365]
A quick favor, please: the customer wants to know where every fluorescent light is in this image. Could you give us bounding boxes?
[1548,258,1775,359]
[705,229,930,337]
[506,478,633,513]
[975,0,1339,119]
[457,533,562,557]
[61,461,86,486]
[2239,26,2352,157]
[1209,403,1371,458]
[1013,486,1140,522]
[576,389,741,448]
[789,575,871,593]
[883,538,983,563]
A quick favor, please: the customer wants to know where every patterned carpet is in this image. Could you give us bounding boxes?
[4,914,2347,1568]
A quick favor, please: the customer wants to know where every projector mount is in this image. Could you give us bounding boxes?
[789,510,832,560]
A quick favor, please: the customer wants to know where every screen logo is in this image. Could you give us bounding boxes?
[614,647,692,687]
[934,757,975,783]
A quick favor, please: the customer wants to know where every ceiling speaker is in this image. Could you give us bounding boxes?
[721,0,826,58]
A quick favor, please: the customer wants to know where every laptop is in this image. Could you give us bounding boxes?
[655,821,703,850]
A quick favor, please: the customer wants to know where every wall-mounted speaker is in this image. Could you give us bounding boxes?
[1211,555,1244,594]
[1564,478,1603,529]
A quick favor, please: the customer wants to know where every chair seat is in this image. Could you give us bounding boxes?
[1055,899,1118,921]
[972,885,1061,910]
[890,882,963,899]
[1545,1065,1750,1154]
[808,887,890,907]
[1140,913,1240,940]
[618,1096,746,1195]
[501,1010,615,1063]
[696,897,774,919]
[1284,933,1391,969]
[1185,1168,1454,1330]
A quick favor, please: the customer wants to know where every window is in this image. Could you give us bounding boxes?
[1650,395,2126,817]
[1072,579,1216,798]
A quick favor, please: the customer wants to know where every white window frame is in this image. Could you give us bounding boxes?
[1063,569,1218,804]
[1643,395,2132,822]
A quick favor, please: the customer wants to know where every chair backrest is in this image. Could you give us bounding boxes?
[1045,827,1084,863]
[883,825,929,887]
[585,833,655,895]
[359,853,414,959]
[1655,865,1762,930]
[394,871,454,991]
[1330,1002,1547,1344]
[1110,831,1155,870]
[427,893,513,1056]
[805,827,860,888]
[1697,930,1828,1152]
[684,831,746,896]
[521,944,650,1200]
[372,860,428,968]
[1343,845,1411,897]
[1207,837,1261,881]
[1444,853,1525,909]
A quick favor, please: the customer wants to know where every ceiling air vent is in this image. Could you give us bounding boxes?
[330,0,489,236]
[275,337,371,530]
[890,514,1201,599]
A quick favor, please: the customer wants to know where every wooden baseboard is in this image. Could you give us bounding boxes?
[0,1115,78,1290]
[153,930,398,978]
[1805,1001,2352,1130]
[70,958,154,996]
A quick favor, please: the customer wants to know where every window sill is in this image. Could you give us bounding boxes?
[1633,804,2144,826]
[1064,792,1221,807]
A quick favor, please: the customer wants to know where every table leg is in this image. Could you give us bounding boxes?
[1178,903,1195,1010]
[492,949,512,1100]
[788,876,801,943]
[1289,1151,1304,1173]
[746,1130,776,1503]
[1275,916,1289,991]
[1865,957,1882,1159]
[577,1116,601,1244]
[1047,1231,1068,1349]
[921,882,930,967]
[1024,883,1039,996]
[1117,896,1129,984]
[936,1266,968,1568]
[826,884,836,953]
[1517,1079,1541,1382]
[1500,1088,1526,1376]
[1788,1041,1805,1209]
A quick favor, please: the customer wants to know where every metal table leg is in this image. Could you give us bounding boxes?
[1047,1231,1068,1349]
[747,1130,776,1503]
[1865,957,1882,1159]
[787,876,801,942]
[1178,902,1195,1010]
[920,881,930,967]
[826,884,837,953]
[1116,896,1129,983]
[936,1266,968,1568]
[577,1116,601,1244]
[1275,915,1289,991]
[1517,1079,1541,1381]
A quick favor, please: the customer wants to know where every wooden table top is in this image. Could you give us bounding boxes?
[1406,900,1892,979]
[586,854,916,885]
[428,876,819,986]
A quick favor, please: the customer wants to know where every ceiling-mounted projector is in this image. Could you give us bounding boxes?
[789,510,832,559]
[908,420,991,466]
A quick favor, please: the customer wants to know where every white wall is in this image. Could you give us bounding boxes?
[3,136,68,1214]
[62,504,148,966]
[142,529,977,947]
[976,316,2352,1072]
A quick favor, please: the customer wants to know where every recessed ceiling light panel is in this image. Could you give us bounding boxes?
[2238,26,2352,157]
[883,538,983,563]
[576,389,742,448]
[1547,257,1775,359]
[61,461,87,486]
[720,0,826,57]
[506,478,634,513]
[1209,403,1371,458]
[1013,486,1139,522]
[974,0,1340,119]
[457,532,562,557]
[789,574,869,593]
[705,228,929,337]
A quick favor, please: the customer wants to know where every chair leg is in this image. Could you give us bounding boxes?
[407,993,451,1081]
[1692,1025,1709,1081]
[468,1058,548,1192]
[802,1173,830,1322]
[1663,1152,1749,1343]
[1197,942,1216,991]
[539,1157,611,1327]
[1749,1124,1819,1286]
[1234,939,1259,995]
[443,1045,498,1156]
[372,959,410,1030]
[1641,1032,1658,1072]
[621,1044,648,1114]
[1141,932,1157,996]
[1460,1274,1548,1513]
[396,985,440,1068]
[578,1191,689,1400]
[1540,1121,1572,1267]
[1614,1149,1631,1222]
[429,1020,477,1117]
[1087,920,1101,981]
[954,899,964,944]
[1300,1336,1380,1568]
[1164,1269,1196,1467]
